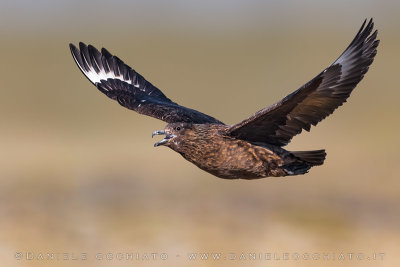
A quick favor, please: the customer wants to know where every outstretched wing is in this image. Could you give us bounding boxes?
[227,19,379,146]
[69,42,223,124]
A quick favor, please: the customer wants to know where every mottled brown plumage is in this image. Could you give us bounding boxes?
[69,19,379,179]
[152,123,322,178]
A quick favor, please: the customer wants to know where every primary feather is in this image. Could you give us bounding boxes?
[228,19,379,146]
[69,42,223,124]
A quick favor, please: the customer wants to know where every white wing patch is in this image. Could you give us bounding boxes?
[71,49,137,87]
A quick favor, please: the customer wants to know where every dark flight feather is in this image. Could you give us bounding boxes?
[69,19,379,179]
[69,42,223,124]
[227,19,379,146]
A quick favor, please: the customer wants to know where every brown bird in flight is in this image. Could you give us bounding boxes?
[70,19,379,179]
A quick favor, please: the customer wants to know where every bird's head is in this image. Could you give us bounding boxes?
[152,122,194,148]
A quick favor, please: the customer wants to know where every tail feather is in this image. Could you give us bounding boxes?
[281,149,326,176]
[291,149,326,166]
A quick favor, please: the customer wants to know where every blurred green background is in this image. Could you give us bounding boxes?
[1,1,399,266]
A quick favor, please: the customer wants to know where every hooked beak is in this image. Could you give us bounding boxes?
[152,130,175,147]
[152,130,165,138]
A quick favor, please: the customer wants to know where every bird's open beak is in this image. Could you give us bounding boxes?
[152,130,175,147]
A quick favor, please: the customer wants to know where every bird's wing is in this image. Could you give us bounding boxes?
[70,42,223,124]
[227,19,379,146]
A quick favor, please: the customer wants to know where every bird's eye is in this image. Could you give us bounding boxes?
[176,126,181,131]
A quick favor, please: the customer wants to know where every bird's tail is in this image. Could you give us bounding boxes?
[282,149,326,175]
[291,149,326,166]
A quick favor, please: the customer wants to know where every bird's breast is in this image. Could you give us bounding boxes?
[173,136,285,179]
